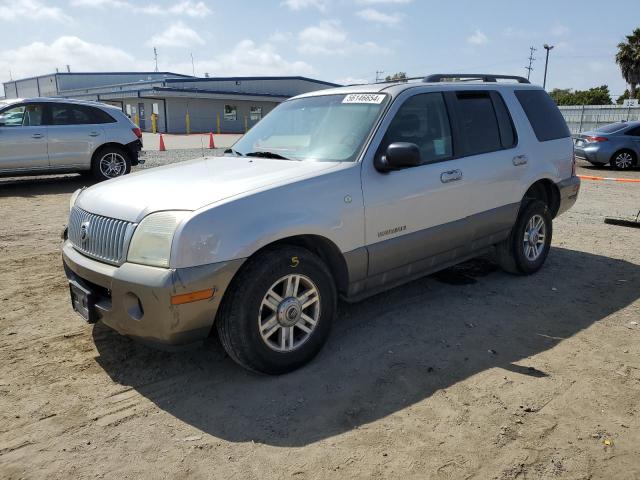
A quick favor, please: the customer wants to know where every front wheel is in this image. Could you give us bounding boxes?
[91,146,131,181]
[216,246,337,374]
[496,200,553,275]
[610,150,636,170]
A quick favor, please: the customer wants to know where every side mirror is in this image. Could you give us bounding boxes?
[375,142,421,172]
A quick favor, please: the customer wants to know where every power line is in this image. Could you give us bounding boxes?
[525,46,536,80]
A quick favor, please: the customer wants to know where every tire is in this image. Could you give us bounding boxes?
[496,200,553,275]
[91,146,131,181]
[610,149,636,170]
[216,245,337,375]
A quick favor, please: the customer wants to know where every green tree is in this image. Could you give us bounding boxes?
[616,28,640,99]
[617,89,631,104]
[385,72,408,82]
[549,85,613,105]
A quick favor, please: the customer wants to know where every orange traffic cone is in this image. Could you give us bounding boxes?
[208,132,215,149]
[159,133,166,152]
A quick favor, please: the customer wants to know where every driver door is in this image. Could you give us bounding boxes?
[361,90,471,278]
[0,103,49,171]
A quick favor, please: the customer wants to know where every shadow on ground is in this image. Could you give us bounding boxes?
[92,247,640,447]
[0,174,94,198]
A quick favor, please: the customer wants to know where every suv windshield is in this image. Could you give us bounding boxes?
[231,93,389,162]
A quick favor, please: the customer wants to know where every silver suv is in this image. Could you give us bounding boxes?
[0,97,143,180]
[62,74,580,374]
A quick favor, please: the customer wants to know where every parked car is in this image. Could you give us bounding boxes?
[62,73,580,374]
[574,120,640,170]
[0,97,143,181]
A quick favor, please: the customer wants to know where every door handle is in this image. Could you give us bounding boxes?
[512,154,528,166]
[89,131,100,137]
[31,133,44,139]
[440,169,463,183]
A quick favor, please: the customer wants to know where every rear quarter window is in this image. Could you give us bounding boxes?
[514,89,570,142]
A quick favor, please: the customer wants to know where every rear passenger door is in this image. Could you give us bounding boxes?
[46,103,106,168]
[447,90,523,246]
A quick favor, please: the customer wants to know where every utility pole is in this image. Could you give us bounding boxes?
[190,53,195,77]
[375,70,385,82]
[525,46,536,80]
[543,44,554,90]
[153,47,159,72]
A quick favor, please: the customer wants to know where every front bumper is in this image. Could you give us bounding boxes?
[556,176,580,216]
[62,240,244,349]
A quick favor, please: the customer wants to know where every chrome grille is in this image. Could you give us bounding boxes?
[68,207,134,265]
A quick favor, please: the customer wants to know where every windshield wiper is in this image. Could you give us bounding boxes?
[224,148,243,156]
[244,151,292,160]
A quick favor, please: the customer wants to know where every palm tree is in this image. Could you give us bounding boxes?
[616,28,640,99]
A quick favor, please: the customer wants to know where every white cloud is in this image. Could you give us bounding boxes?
[551,24,569,36]
[71,0,212,17]
[467,29,488,45]
[281,0,327,11]
[0,0,71,22]
[184,39,315,77]
[356,8,402,26]
[334,76,368,85]
[0,36,137,80]
[298,20,387,55]
[269,31,293,43]
[356,0,412,4]
[147,22,205,47]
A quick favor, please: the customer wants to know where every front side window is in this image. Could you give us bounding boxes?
[379,92,452,164]
[231,93,389,162]
[0,104,44,127]
[455,92,502,155]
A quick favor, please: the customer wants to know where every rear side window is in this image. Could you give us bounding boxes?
[490,92,517,148]
[514,89,570,142]
[624,126,640,136]
[50,104,116,125]
[454,92,502,155]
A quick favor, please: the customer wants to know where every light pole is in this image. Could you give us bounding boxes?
[543,44,554,90]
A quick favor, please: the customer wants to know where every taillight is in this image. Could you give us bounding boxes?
[571,153,576,176]
[585,136,607,143]
[132,127,142,139]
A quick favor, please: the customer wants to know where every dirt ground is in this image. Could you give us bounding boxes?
[1,160,639,480]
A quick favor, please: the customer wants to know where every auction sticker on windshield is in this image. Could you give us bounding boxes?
[342,93,386,104]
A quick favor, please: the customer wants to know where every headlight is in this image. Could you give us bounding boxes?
[127,211,190,268]
[69,188,82,211]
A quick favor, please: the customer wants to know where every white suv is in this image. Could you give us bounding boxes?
[62,74,580,374]
[0,98,143,181]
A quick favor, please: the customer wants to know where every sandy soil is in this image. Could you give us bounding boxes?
[1,160,639,479]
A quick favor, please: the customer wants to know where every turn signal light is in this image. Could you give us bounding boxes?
[170,288,215,305]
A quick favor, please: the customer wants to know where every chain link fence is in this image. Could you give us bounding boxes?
[559,105,640,134]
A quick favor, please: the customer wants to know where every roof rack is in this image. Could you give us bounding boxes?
[423,74,530,84]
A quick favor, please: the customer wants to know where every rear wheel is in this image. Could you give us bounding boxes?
[216,246,336,375]
[610,150,636,170]
[496,200,552,275]
[91,146,131,181]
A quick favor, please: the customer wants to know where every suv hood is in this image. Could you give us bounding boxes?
[75,156,342,222]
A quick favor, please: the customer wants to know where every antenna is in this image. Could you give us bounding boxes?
[525,46,536,80]
[153,47,159,72]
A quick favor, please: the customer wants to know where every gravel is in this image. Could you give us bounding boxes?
[136,148,227,170]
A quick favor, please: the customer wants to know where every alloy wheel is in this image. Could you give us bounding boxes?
[99,152,127,178]
[523,214,546,261]
[258,274,321,352]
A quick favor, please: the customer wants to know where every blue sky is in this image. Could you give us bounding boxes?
[0,0,637,98]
